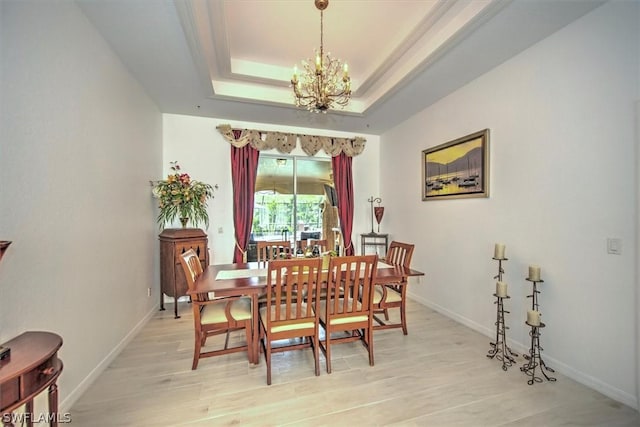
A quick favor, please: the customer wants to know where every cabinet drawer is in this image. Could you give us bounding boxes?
[0,376,20,410]
[175,241,207,262]
[21,356,58,396]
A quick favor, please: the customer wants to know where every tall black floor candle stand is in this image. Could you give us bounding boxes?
[520,278,556,384]
[486,257,518,370]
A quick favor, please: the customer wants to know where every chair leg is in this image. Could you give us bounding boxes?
[400,302,408,335]
[192,331,202,370]
[383,308,390,321]
[312,334,320,377]
[367,327,374,366]
[244,324,253,363]
[325,334,332,374]
[260,320,272,385]
[224,330,230,349]
[265,341,272,385]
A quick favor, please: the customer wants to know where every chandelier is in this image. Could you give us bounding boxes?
[291,0,351,113]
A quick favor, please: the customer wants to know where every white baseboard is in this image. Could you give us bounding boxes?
[407,292,639,410]
[59,304,159,413]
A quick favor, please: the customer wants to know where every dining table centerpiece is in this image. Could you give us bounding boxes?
[152,161,218,229]
[321,249,337,269]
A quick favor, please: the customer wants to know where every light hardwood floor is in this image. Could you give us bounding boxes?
[70,300,640,426]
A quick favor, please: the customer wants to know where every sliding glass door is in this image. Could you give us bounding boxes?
[249,155,336,260]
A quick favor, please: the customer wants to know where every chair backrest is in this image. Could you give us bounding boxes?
[264,258,322,327]
[385,241,415,268]
[179,248,206,301]
[298,239,328,253]
[325,255,378,319]
[257,240,292,262]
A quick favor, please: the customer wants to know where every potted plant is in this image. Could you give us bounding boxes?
[152,161,218,229]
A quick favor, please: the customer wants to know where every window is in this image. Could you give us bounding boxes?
[250,155,336,258]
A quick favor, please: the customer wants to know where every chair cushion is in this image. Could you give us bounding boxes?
[318,299,368,325]
[201,297,252,325]
[373,284,402,304]
[259,304,315,333]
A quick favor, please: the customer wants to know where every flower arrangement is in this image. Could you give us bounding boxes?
[152,161,218,228]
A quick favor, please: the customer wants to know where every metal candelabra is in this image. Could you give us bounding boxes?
[520,277,556,384]
[487,257,518,370]
[367,196,382,233]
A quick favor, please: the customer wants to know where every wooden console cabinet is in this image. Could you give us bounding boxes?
[0,331,63,427]
[159,228,209,319]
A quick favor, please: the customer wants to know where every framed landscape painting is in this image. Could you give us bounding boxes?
[422,129,490,201]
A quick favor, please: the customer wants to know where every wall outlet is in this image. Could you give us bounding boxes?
[218,227,224,234]
[147,287,151,297]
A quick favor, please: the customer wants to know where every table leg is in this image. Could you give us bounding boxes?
[25,400,33,427]
[251,293,259,365]
[48,382,58,427]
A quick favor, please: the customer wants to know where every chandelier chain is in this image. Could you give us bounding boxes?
[320,9,324,61]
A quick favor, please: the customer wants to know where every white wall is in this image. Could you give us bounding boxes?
[636,98,640,410]
[162,114,380,264]
[0,0,162,411]
[381,1,639,408]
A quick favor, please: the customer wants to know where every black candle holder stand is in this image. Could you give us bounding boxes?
[492,257,507,282]
[520,278,556,384]
[487,257,518,370]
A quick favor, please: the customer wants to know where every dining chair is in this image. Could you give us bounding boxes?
[256,240,294,307]
[259,257,323,385]
[179,249,253,370]
[318,254,377,373]
[372,241,415,335]
[256,240,292,263]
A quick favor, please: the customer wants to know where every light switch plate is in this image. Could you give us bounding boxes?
[607,238,622,255]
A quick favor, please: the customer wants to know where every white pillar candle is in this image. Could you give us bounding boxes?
[527,310,541,326]
[496,281,508,297]
[494,243,506,259]
[528,265,541,281]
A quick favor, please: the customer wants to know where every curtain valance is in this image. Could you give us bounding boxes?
[216,124,366,157]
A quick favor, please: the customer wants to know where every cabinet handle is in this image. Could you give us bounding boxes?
[41,367,55,375]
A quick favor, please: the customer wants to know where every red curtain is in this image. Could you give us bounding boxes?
[230,135,259,263]
[332,152,355,256]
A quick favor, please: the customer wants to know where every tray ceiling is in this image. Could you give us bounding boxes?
[77,0,605,134]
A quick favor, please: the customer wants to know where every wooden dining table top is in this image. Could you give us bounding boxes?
[189,261,425,297]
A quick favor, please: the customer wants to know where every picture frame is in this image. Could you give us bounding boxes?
[422,129,490,201]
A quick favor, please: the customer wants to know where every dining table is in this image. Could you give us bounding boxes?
[189,260,425,365]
